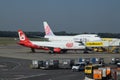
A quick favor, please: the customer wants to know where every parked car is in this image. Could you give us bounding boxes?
[110,58,120,65]
[117,61,120,67]
[72,62,86,72]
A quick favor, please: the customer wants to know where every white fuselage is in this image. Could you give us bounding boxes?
[45,34,102,43]
[31,41,85,50]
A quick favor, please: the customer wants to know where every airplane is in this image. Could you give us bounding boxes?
[18,30,85,53]
[43,21,102,43]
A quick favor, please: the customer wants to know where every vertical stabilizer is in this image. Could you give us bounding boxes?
[43,21,55,36]
[18,29,30,43]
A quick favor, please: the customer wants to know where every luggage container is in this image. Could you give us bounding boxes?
[40,59,59,70]
[98,67,107,79]
[78,58,83,62]
[78,58,86,63]
[90,58,100,64]
[49,59,59,69]
[111,68,120,80]
[31,60,43,69]
[98,58,104,64]
[84,58,90,64]
[93,69,102,80]
[40,61,49,69]
[98,58,105,66]
[60,59,74,69]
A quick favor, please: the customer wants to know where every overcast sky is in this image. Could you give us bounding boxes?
[0,0,120,33]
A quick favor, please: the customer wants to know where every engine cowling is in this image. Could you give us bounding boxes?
[53,48,61,53]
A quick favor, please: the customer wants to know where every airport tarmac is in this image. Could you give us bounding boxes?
[0,44,120,80]
[0,45,120,63]
[0,56,84,80]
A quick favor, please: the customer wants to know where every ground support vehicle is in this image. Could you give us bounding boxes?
[71,62,86,72]
[117,62,120,67]
[84,65,120,80]
[110,58,120,65]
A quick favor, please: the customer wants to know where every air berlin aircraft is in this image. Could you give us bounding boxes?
[18,30,85,53]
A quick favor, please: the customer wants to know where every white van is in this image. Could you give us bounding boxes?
[72,62,86,72]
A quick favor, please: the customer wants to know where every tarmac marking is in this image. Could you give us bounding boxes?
[14,74,47,80]
[10,61,21,70]
[0,64,6,68]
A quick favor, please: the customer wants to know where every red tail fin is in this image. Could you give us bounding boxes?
[18,29,30,43]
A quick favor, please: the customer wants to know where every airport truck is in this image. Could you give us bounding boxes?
[84,65,99,79]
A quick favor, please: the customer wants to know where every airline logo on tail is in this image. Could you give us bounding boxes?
[45,25,51,35]
[43,21,55,36]
[18,31,25,41]
[18,30,29,42]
